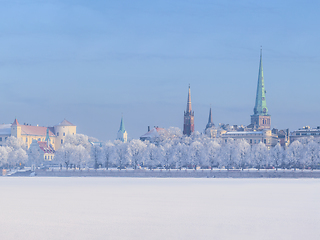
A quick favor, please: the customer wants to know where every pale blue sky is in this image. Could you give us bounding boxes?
[1,0,320,140]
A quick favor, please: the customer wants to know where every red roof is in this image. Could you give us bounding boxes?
[21,125,55,137]
[12,118,20,126]
[38,141,55,153]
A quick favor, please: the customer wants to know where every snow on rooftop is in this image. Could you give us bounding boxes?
[223,131,263,135]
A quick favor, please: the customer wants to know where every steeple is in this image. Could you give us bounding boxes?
[186,84,192,113]
[253,48,268,116]
[250,48,271,130]
[183,85,194,136]
[205,106,215,129]
[117,115,127,142]
[119,115,125,133]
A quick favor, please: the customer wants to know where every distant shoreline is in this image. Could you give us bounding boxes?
[5,169,320,178]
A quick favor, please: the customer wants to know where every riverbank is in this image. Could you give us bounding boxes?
[20,168,320,178]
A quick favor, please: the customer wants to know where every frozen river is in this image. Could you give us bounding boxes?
[0,178,319,240]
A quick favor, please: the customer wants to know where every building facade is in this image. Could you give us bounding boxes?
[0,118,76,150]
[290,126,320,142]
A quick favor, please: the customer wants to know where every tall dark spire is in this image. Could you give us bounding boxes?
[183,85,194,136]
[205,106,215,129]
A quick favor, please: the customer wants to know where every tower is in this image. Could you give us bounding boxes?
[205,106,217,138]
[117,115,127,142]
[205,106,215,130]
[11,118,21,138]
[183,85,194,136]
[250,49,271,129]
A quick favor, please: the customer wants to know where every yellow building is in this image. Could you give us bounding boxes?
[0,118,76,150]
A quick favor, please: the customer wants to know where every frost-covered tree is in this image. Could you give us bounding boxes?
[251,142,268,170]
[189,141,204,170]
[114,141,131,170]
[220,140,238,170]
[128,139,146,169]
[90,144,102,169]
[236,139,251,170]
[206,141,221,169]
[145,142,160,169]
[5,136,28,167]
[55,143,74,170]
[103,141,115,169]
[269,143,284,170]
[161,142,176,169]
[173,143,188,169]
[0,146,11,168]
[304,141,320,170]
[285,141,304,170]
[71,145,90,169]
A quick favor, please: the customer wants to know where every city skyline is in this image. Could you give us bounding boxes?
[1,0,320,141]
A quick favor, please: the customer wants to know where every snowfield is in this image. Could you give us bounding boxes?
[0,178,319,240]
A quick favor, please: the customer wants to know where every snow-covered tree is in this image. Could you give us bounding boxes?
[55,143,74,169]
[304,141,320,170]
[5,136,28,167]
[70,145,90,169]
[251,142,268,170]
[102,141,115,169]
[145,142,160,169]
[236,139,251,170]
[269,143,284,170]
[114,141,131,170]
[206,140,221,169]
[285,140,304,169]
[189,141,204,170]
[128,139,146,169]
[0,146,11,168]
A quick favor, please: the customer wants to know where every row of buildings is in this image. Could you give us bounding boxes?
[1,49,319,163]
[139,50,320,148]
[0,118,76,161]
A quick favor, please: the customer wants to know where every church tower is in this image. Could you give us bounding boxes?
[183,85,194,136]
[250,49,271,129]
[117,115,127,143]
[205,106,215,130]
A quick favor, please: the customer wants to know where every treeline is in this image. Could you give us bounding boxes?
[54,128,320,170]
[1,128,320,170]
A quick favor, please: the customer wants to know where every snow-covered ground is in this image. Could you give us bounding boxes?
[0,178,319,240]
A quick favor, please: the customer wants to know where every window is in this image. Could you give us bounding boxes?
[0,137,2,141]
[264,139,266,144]
[61,139,63,144]
[26,138,28,142]
[73,133,74,135]
[258,140,261,143]
[63,132,65,136]
[38,138,41,141]
[250,139,252,144]
[254,140,256,144]
[5,137,7,140]
[45,156,47,160]
[57,132,59,136]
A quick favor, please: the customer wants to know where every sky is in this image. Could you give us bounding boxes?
[1,0,320,141]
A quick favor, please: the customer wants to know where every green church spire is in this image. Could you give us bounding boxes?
[253,49,268,116]
[119,115,125,133]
